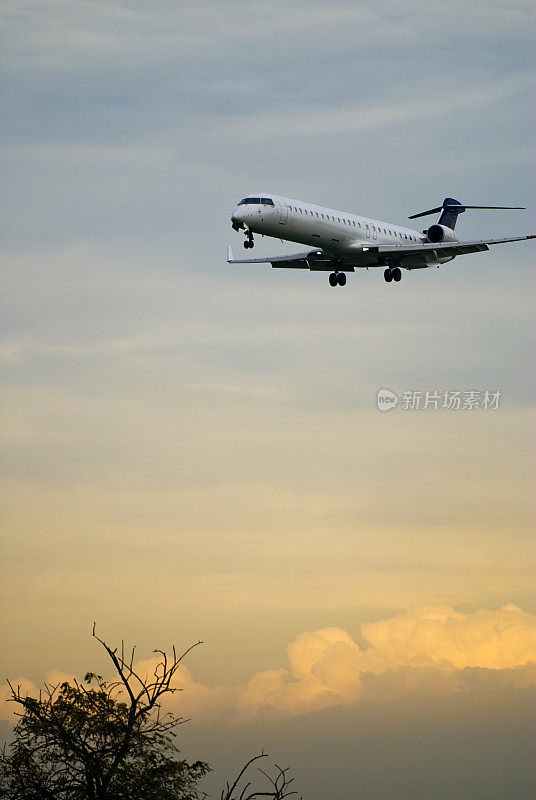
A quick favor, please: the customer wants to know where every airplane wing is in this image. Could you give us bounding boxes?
[227,245,340,271]
[374,234,535,259]
[227,234,534,273]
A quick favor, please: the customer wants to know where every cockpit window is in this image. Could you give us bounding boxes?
[238,197,274,206]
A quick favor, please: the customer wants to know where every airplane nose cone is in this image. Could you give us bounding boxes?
[231,206,247,229]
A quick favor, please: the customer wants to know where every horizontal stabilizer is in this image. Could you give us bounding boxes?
[409,204,525,220]
[408,206,443,219]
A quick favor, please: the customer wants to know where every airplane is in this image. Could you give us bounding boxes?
[228,194,534,285]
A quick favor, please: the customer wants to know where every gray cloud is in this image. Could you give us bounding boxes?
[185,684,536,800]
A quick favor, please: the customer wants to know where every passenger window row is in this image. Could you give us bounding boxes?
[283,204,419,242]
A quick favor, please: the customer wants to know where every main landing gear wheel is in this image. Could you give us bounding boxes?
[392,267,401,282]
[329,272,347,287]
[384,268,393,283]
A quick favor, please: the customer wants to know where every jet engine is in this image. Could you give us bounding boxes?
[426,224,458,243]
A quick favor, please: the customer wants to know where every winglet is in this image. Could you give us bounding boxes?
[227,244,235,263]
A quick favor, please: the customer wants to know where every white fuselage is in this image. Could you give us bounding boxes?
[229,192,533,282]
[231,193,429,265]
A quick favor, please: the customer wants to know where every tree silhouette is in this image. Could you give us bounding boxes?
[0,625,209,799]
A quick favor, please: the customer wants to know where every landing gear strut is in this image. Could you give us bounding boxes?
[329,272,347,287]
[384,267,402,283]
[243,230,254,249]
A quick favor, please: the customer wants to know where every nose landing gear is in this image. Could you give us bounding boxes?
[243,230,254,249]
[329,272,346,287]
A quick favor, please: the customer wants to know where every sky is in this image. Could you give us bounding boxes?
[1,1,535,797]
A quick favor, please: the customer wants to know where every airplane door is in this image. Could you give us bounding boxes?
[277,197,288,225]
[365,223,370,238]
[373,226,377,241]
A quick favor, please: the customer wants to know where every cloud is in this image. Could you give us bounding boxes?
[359,603,536,670]
[4,0,533,74]
[0,671,76,723]
[234,604,536,720]
[214,74,533,141]
[0,677,39,723]
[3,606,535,727]
[236,628,362,720]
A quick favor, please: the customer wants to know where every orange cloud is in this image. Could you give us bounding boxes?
[359,603,536,670]
[3,605,535,726]
[234,604,536,720]
[129,659,235,722]
[236,627,362,720]
[0,670,76,723]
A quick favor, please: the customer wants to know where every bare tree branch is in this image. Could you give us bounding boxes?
[221,754,301,800]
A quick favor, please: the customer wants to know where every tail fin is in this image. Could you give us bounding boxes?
[409,199,525,230]
[438,198,464,229]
